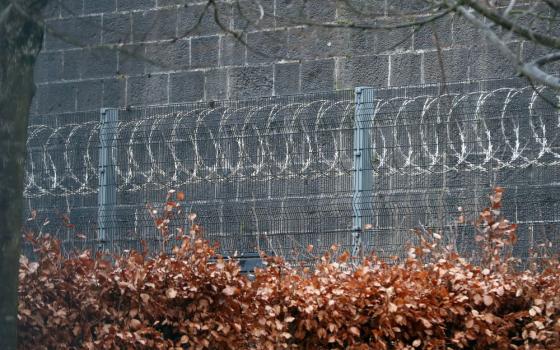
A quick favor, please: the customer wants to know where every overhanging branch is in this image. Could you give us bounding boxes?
[461,0,560,50]
[0,4,13,27]
[450,0,560,89]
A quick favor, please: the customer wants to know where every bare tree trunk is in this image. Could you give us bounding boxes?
[0,1,46,348]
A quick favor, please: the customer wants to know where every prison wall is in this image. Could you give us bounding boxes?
[25,1,560,260]
[30,0,536,115]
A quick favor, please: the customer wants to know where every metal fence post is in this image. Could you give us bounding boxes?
[98,108,118,251]
[352,87,374,258]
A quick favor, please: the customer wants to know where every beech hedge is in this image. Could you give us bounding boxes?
[18,188,560,349]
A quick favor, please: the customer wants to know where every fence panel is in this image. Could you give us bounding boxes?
[357,79,560,261]
[24,79,560,263]
[24,92,356,260]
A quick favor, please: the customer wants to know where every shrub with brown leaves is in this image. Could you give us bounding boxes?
[19,189,560,349]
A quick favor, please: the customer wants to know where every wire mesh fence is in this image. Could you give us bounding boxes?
[24,91,356,260]
[24,78,560,263]
[359,79,560,262]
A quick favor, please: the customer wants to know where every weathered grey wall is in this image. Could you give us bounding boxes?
[25,1,560,261]
[30,0,534,115]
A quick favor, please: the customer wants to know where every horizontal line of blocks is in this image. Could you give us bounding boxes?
[33,41,533,115]
[33,1,548,116]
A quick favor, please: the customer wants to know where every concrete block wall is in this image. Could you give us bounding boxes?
[31,0,536,115]
[27,0,560,260]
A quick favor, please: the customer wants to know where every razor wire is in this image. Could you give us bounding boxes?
[23,79,560,262]
[25,100,355,198]
[25,85,560,199]
[370,85,559,176]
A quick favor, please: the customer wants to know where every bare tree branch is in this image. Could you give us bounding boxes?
[528,51,560,66]
[0,3,12,26]
[276,7,456,31]
[504,0,517,16]
[178,0,213,39]
[460,0,560,50]
[523,52,560,87]
[450,0,560,89]
[542,0,560,12]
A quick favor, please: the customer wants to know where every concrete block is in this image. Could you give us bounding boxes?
[349,29,375,56]
[275,0,305,27]
[34,52,63,83]
[133,9,177,43]
[42,0,60,19]
[423,48,469,84]
[72,16,103,46]
[60,0,83,17]
[145,39,189,72]
[469,42,520,80]
[336,0,385,24]
[76,79,103,110]
[232,0,274,31]
[44,16,102,50]
[84,0,115,14]
[169,71,205,102]
[205,68,228,100]
[387,0,432,16]
[127,74,169,106]
[274,62,300,95]
[118,44,146,75]
[102,12,131,44]
[81,47,118,78]
[118,0,155,12]
[287,27,349,60]
[301,59,334,92]
[247,30,288,64]
[179,3,229,37]
[375,27,413,54]
[414,15,453,51]
[389,53,422,86]
[276,0,335,26]
[37,82,77,113]
[220,34,245,66]
[157,0,188,7]
[228,66,273,99]
[102,78,126,107]
[191,36,219,68]
[301,0,336,22]
[338,55,388,89]
[62,50,81,80]
[453,16,484,47]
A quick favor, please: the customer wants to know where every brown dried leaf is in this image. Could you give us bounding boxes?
[223,286,238,296]
[166,288,177,299]
[140,293,150,303]
[349,326,360,336]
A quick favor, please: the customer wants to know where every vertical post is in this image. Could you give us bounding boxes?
[353,87,374,258]
[98,108,118,251]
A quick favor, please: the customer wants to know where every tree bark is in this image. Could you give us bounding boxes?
[0,1,46,348]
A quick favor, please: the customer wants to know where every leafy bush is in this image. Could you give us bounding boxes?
[19,189,560,349]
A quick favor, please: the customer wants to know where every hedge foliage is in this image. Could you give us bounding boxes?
[18,189,560,349]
